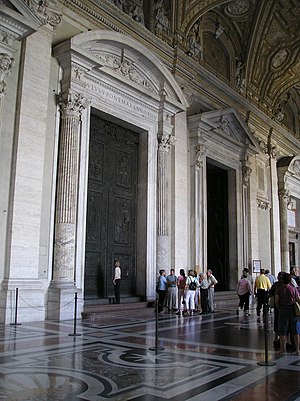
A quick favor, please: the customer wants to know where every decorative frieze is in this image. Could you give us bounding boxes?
[24,0,62,27]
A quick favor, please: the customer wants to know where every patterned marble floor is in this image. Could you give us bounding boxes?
[0,306,299,401]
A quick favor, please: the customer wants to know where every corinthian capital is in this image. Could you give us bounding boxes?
[59,89,89,118]
[278,189,291,205]
[0,54,14,95]
[25,0,62,27]
[158,132,177,152]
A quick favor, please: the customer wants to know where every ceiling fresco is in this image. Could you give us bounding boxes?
[110,0,300,135]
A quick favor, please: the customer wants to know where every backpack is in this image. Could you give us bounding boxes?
[189,280,197,291]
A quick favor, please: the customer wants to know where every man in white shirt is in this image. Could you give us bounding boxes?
[113,260,121,304]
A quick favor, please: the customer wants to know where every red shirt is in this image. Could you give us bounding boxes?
[275,284,298,306]
[178,275,186,289]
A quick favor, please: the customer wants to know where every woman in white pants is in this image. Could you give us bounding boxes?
[184,270,197,316]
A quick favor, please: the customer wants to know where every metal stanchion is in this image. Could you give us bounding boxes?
[257,301,276,366]
[10,288,21,326]
[69,292,81,337]
[149,298,164,352]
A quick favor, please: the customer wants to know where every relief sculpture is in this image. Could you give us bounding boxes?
[115,200,130,244]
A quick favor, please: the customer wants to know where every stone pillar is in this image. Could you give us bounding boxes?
[241,157,252,269]
[279,189,290,272]
[267,145,281,275]
[0,28,56,324]
[156,110,175,270]
[48,89,88,320]
[193,141,207,271]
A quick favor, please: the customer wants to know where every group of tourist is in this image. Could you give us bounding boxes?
[236,266,300,355]
[156,265,300,355]
[156,268,218,316]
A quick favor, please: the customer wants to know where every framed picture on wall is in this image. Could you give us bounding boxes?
[253,259,261,273]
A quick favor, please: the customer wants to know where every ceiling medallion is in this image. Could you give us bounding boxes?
[271,49,288,69]
[226,0,251,16]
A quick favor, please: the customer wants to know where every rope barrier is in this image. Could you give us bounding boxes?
[10,288,83,332]
[149,298,164,353]
[257,301,276,367]
[18,294,79,312]
[68,292,81,337]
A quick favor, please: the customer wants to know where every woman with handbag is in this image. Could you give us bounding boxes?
[275,272,300,355]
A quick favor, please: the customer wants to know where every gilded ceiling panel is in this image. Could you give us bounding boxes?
[248,0,300,106]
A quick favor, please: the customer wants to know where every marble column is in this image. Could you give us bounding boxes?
[156,111,175,270]
[241,158,252,269]
[268,147,281,275]
[193,142,207,271]
[48,89,88,320]
[279,189,290,272]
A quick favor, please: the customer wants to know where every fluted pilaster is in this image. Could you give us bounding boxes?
[53,89,88,284]
[156,111,175,270]
[278,189,290,271]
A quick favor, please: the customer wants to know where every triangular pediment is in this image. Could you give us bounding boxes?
[199,108,260,154]
[0,0,46,46]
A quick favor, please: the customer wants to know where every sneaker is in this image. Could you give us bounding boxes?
[175,311,181,316]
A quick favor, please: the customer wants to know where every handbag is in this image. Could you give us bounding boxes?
[294,301,300,317]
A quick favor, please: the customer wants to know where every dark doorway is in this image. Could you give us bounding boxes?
[289,242,295,269]
[207,161,229,290]
[84,114,138,300]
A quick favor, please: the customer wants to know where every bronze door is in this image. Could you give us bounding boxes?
[207,163,229,291]
[85,114,138,299]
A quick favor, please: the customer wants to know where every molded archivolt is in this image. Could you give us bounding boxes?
[70,31,188,109]
[277,155,300,199]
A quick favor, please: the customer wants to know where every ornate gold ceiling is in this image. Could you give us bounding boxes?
[176,1,299,114]
[143,0,300,135]
[59,0,300,135]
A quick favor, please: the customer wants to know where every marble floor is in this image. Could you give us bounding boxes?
[0,305,299,401]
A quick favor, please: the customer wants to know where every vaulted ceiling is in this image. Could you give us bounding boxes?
[3,0,298,135]
[141,0,300,136]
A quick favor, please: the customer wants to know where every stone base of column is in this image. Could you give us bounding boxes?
[0,279,45,324]
[47,283,83,321]
[157,235,170,270]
